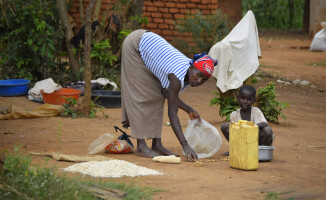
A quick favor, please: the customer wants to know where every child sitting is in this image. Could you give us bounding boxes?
[220,85,274,155]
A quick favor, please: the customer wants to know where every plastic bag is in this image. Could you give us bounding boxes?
[310,22,326,52]
[114,126,134,148]
[87,133,117,155]
[105,140,133,154]
[103,126,134,154]
[183,119,222,159]
[87,127,134,155]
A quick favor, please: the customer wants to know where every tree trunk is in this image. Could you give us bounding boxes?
[303,0,310,34]
[128,0,144,29]
[56,0,80,78]
[79,0,84,25]
[79,0,96,115]
[93,0,102,21]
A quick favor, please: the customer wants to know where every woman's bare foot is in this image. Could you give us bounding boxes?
[152,146,179,156]
[136,139,160,158]
[152,138,179,156]
[136,147,160,158]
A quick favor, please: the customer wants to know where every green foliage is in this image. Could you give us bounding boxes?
[264,192,294,200]
[62,98,79,118]
[242,0,305,30]
[53,122,63,150]
[128,15,149,26]
[265,192,280,200]
[105,181,160,200]
[89,98,108,118]
[62,97,108,119]
[210,92,239,121]
[0,150,95,199]
[258,83,289,123]
[91,39,117,66]
[251,76,258,84]
[0,0,67,82]
[174,10,229,54]
[306,62,326,67]
[118,29,133,41]
[74,29,132,89]
[89,39,119,84]
[0,150,156,200]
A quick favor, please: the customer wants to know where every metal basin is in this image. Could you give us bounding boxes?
[259,146,275,162]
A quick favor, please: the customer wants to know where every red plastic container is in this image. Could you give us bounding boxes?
[41,88,81,105]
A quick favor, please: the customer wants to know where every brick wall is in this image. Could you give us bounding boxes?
[69,0,242,42]
[217,0,242,25]
[142,0,220,41]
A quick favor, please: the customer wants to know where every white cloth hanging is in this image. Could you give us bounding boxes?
[208,10,261,93]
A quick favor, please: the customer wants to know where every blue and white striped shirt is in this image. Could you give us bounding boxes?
[139,32,191,90]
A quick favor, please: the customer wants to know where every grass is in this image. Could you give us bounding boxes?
[259,64,284,69]
[305,62,326,67]
[264,192,295,200]
[0,149,157,200]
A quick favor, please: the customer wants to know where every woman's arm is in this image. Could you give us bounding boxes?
[161,88,201,122]
[167,74,198,161]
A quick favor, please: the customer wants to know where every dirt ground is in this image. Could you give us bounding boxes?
[1,32,326,200]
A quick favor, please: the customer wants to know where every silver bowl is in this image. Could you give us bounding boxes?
[259,146,275,162]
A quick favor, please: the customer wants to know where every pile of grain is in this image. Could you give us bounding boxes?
[62,159,163,178]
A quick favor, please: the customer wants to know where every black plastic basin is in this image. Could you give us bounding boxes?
[91,90,121,108]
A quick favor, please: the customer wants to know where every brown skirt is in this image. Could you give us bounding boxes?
[121,29,165,139]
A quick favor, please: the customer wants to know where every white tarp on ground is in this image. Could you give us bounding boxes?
[208,10,261,93]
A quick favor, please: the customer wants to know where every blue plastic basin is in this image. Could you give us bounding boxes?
[0,79,31,96]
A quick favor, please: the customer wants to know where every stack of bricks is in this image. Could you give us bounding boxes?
[142,0,218,42]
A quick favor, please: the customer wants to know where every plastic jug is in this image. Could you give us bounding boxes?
[229,120,258,170]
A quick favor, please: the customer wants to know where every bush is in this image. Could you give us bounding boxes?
[242,0,305,30]
[173,10,230,55]
[0,0,67,83]
[257,83,289,122]
[210,92,239,121]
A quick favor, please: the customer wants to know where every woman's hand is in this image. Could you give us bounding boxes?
[181,141,198,161]
[122,120,130,128]
[189,109,201,122]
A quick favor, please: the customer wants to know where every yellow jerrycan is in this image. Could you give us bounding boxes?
[229,120,259,170]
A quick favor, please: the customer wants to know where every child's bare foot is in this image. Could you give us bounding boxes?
[222,151,229,156]
[136,146,160,158]
[152,146,179,156]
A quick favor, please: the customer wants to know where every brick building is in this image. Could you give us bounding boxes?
[69,0,242,42]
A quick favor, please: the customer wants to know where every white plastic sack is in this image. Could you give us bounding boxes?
[87,133,117,155]
[310,22,326,52]
[183,119,222,159]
